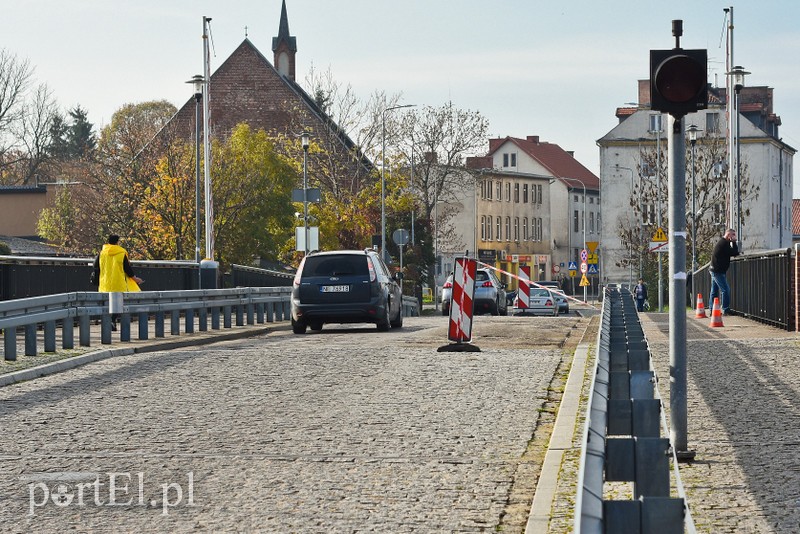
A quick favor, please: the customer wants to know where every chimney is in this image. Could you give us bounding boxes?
[638,80,651,108]
[526,135,540,144]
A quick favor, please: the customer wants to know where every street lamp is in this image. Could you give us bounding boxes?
[559,176,588,303]
[186,74,204,268]
[648,114,665,312]
[381,104,415,263]
[301,132,310,255]
[686,124,702,309]
[728,65,749,251]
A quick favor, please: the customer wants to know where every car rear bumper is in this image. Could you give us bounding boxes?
[291,298,387,325]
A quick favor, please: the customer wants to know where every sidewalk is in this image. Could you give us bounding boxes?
[639,311,800,533]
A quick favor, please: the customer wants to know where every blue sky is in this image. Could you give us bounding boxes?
[3,1,798,194]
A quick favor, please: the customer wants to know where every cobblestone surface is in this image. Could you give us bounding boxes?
[0,315,585,532]
[641,312,800,534]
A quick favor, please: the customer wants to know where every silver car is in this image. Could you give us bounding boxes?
[441,268,508,316]
[513,287,559,316]
[535,281,569,314]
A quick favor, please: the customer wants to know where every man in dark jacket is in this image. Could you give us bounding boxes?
[709,229,740,315]
[634,278,648,312]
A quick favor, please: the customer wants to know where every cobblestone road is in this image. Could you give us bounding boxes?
[0,315,587,533]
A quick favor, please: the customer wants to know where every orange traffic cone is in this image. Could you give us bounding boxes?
[709,297,724,327]
[695,294,707,318]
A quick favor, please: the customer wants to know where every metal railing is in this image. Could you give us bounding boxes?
[693,247,795,331]
[1,288,420,362]
[575,285,693,533]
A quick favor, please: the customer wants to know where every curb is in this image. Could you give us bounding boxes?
[525,316,596,533]
[0,324,288,388]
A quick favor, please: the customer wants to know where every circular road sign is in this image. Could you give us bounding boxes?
[580,249,589,262]
[392,228,410,246]
[580,261,588,274]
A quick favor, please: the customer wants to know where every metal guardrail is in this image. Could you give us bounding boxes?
[1,288,420,361]
[0,287,292,361]
[575,285,694,533]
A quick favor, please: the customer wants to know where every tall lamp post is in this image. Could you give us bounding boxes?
[381,104,415,263]
[687,124,702,309]
[186,75,204,268]
[301,132,310,256]
[559,177,587,303]
[649,114,664,312]
[728,65,748,251]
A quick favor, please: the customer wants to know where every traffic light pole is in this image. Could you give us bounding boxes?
[650,19,705,461]
[668,115,693,460]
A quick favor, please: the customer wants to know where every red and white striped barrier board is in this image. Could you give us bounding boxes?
[516,265,531,309]
[448,257,477,343]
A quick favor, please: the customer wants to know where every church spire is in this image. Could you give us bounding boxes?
[272,0,297,79]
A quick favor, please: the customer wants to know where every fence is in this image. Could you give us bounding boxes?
[574,285,693,533]
[693,247,796,331]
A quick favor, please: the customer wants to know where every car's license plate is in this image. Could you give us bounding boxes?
[321,285,350,293]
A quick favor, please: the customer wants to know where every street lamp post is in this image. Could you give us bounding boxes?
[649,114,664,312]
[186,75,204,270]
[559,177,587,303]
[728,65,749,252]
[687,124,702,309]
[381,104,415,263]
[301,132,310,256]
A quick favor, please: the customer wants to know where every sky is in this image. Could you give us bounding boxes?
[3,0,799,195]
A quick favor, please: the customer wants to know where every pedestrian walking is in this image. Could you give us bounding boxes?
[634,278,648,312]
[93,234,143,330]
[709,228,740,315]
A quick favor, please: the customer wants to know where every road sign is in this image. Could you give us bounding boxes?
[580,262,588,274]
[579,274,590,287]
[587,252,599,265]
[652,227,668,242]
[649,241,668,253]
[586,241,599,253]
[587,264,599,275]
[568,261,578,271]
[580,249,588,262]
[392,228,410,246]
[569,270,577,278]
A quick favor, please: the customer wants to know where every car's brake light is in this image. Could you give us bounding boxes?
[293,257,307,286]
[481,281,493,288]
[546,300,553,306]
[443,281,452,288]
[366,256,377,282]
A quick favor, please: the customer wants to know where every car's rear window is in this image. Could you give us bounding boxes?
[475,271,489,282]
[302,255,368,277]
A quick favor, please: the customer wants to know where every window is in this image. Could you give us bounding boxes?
[496,217,502,241]
[514,217,520,241]
[649,113,663,133]
[505,182,511,202]
[574,195,579,203]
[487,216,492,240]
[523,184,529,203]
[536,185,543,204]
[486,180,492,200]
[537,218,543,242]
[505,217,511,241]
[643,204,656,225]
[573,210,579,232]
[503,153,509,167]
[523,217,529,240]
[706,112,720,134]
[589,212,595,233]
[514,183,520,203]
[589,197,594,204]
[496,181,502,199]
[713,204,725,224]
[511,153,517,167]
[481,216,486,240]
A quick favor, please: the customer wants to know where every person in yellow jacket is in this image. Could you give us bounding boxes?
[92,235,143,330]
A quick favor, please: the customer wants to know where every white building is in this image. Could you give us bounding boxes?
[598,81,795,285]
[464,135,600,293]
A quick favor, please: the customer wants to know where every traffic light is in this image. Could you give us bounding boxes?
[650,48,708,118]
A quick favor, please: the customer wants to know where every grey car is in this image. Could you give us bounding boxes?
[441,268,508,316]
[291,249,403,333]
